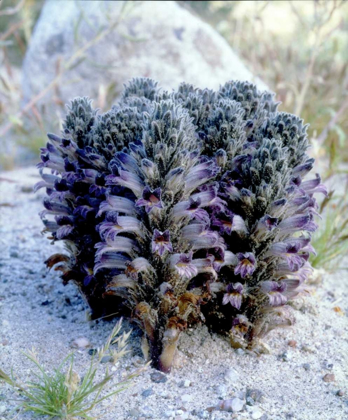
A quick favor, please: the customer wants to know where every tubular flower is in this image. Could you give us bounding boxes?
[222,283,244,309]
[37,78,325,370]
[152,229,173,256]
[234,253,256,278]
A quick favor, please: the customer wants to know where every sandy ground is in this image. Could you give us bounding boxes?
[0,167,347,420]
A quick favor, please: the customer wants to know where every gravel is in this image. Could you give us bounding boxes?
[0,167,348,420]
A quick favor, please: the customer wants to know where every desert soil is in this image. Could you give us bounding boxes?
[0,167,347,420]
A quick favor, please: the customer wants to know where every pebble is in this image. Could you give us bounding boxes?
[100,355,114,364]
[236,348,245,355]
[150,371,168,383]
[224,367,239,383]
[251,408,264,419]
[278,351,291,362]
[88,348,98,356]
[219,398,244,412]
[302,363,311,371]
[288,340,297,348]
[141,388,154,398]
[323,373,335,382]
[128,408,141,417]
[231,398,244,412]
[246,389,264,403]
[0,407,5,415]
[71,337,90,349]
[216,384,228,397]
[336,390,344,397]
[246,397,255,406]
[181,394,193,403]
[183,379,191,387]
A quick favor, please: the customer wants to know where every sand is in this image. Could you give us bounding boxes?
[0,167,347,420]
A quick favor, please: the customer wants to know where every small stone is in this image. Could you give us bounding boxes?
[0,406,6,414]
[128,408,141,417]
[278,351,291,362]
[236,348,245,355]
[301,345,316,354]
[224,367,239,383]
[183,379,191,388]
[336,390,344,397]
[141,388,154,398]
[235,390,246,399]
[100,355,114,364]
[246,389,264,403]
[246,397,255,406]
[288,340,297,348]
[231,398,244,412]
[164,410,175,418]
[251,408,264,419]
[302,363,311,371]
[216,384,228,397]
[10,250,19,258]
[150,371,168,383]
[41,300,51,306]
[323,373,335,382]
[181,394,193,403]
[71,337,90,349]
[88,348,98,356]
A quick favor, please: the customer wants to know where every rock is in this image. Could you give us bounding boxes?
[88,348,98,356]
[231,398,244,412]
[100,355,114,363]
[302,363,311,371]
[278,351,291,362]
[71,337,90,348]
[181,394,193,403]
[224,367,239,383]
[0,406,6,414]
[336,390,344,397]
[246,397,255,406]
[128,408,141,417]
[251,408,264,419]
[246,389,264,403]
[287,340,297,348]
[215,384,228,397]
[183,379,191,388]
[323,373,335,383]
[219,397,244,412]
[141,388,154,398]
[22,0,266,126]
[150,371,168,383]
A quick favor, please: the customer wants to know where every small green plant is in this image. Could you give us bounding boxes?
[0,319,143,420]
[310,189,348,271]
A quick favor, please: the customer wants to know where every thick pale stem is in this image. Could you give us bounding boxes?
[158,328,181,373]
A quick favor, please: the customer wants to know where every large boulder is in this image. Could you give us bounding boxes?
[22,1,266,118]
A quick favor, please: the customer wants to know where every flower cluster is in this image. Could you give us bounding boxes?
[37,78,325,371]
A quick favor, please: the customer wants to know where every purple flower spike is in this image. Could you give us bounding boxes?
[172,251,198,279]
[261,281,287,306]
[152,229,173,256]
[234,252,256,278]
[136,186,163,213]
[223,283,244,309]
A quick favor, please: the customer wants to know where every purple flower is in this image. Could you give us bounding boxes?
[212,211,247,235]
[152,229,173,256]
[136,186,163,213]
[234,252,256,278]
[261,281,287,306]
[257,215,278,232]
[266,242,304,271]
[207,247,225,272]
[222,283,244,309]
[172,251,198,279]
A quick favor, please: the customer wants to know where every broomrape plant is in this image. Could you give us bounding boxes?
[36,78,326,372]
